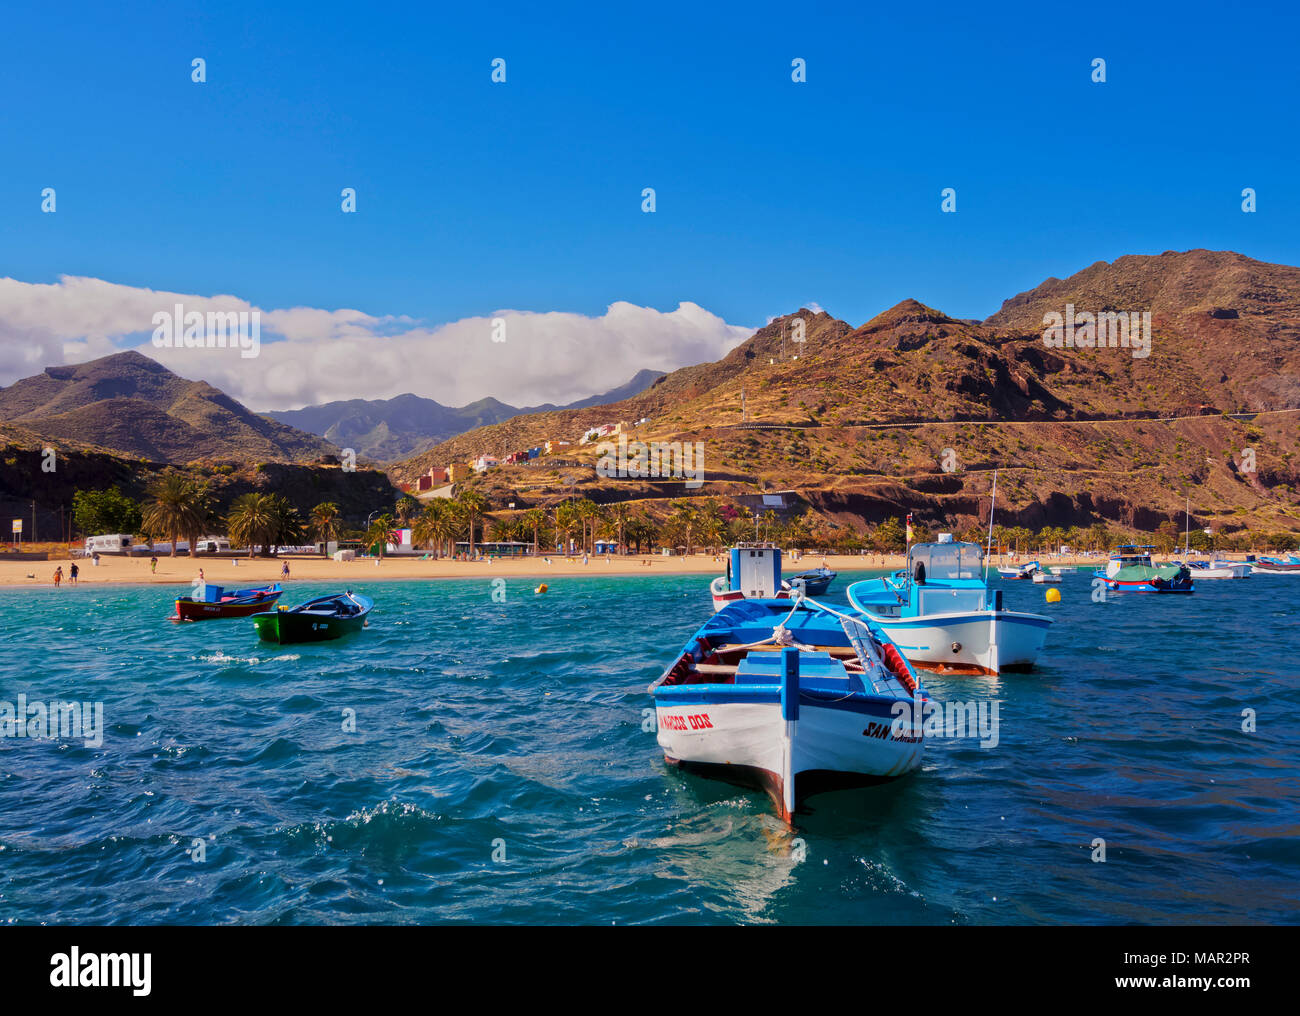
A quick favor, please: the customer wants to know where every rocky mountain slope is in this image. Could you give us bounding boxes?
[393,250,1300,536]
[0,351,336,465]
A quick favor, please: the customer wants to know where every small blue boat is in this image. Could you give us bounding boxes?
[650,595,926,823]
[788,565,838,596]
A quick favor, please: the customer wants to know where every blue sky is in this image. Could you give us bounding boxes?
[1,1,1297,405]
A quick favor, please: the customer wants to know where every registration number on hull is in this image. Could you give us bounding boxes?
[660,712,714,731]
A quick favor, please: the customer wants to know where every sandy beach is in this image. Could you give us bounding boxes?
[0,552,905,588]
[0,550,1158,588]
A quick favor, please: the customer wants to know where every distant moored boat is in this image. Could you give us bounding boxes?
[1095,546,1193,592]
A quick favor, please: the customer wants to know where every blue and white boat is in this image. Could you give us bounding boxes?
[996,560,1039,580]
[846,536,1052,675]
[1252,555,1300,574]
[650,596,926,823]
[708,544,800,612]
[1185,559,1251,579]
[788,565,837,596]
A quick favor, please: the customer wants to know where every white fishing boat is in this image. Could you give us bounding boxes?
[651,596,925,823]
[1031,570,1060,583]
[996,561,1039,580]
[708,544,798,612]
[1185,560,1251,579]
[847,536,1052,675]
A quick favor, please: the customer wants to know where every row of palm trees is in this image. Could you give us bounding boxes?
[138,475,309,557]
[136,471,1288,560]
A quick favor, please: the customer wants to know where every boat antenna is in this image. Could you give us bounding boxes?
[984,470,998,583]
[1183,494,1190,557]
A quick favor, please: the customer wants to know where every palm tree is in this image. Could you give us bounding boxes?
[365,513,395,559]
[625,513,658,554]
[267,495,304,554]
[227,493,302,556]
[309,502,342,554]
[455,489,489,557]
[575,499,603,553]
[605,503,631,554]
[395,495,420,528]
[413,500,457,558]
[521,508,546,557]
[555,502,580,555]
[669,499,699,554]
[142,474,210,558]
[226,493,276,556]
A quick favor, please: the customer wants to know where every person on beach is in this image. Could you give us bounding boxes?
[198,568,205,583]
[583,553,589,565]
[150,556,157,574]
[69,563,78,585]
[281,561,290,579]
[53,566,63,587]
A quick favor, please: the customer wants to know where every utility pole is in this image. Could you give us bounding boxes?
[741,389,746,423]
[31,500,36,544]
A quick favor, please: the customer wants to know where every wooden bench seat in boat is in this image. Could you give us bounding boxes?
[716,643,858,658]
[733,651,853,690]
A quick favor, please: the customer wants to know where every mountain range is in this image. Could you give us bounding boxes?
[4,249,1299,538]
[0,350,335,465]
[390,250,1300,536]
[264,369,665,463]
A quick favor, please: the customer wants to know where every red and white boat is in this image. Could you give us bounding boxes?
[170,582,284,621]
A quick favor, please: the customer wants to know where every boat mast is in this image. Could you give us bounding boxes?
[985,470,998,583]
[1183,494,1190,556]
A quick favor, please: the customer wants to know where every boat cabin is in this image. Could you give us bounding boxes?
[1105,545,1157,577]
[724,544,783,598]
[854,538,992,618]
[902,540,988,614]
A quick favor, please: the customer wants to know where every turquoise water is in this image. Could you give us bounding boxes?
[1,569,1297,925]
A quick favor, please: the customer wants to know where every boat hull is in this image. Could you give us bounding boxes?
[866,610,1051,675]
[655,692,922,823]
[1095,572,1194,593]
[1187,565,1250,579]
[172,588,283,621]
[251,611,367,643]
[710,587,793,613]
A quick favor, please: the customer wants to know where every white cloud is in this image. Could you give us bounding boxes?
[0,275,755,410]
